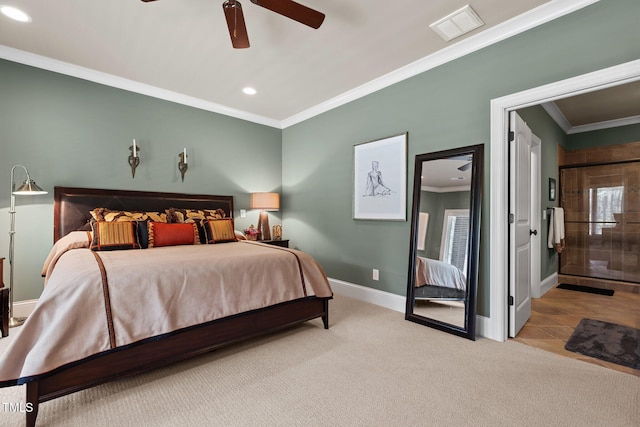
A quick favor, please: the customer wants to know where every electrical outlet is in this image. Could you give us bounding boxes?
[240,209,246,218]
[372,269,379,281]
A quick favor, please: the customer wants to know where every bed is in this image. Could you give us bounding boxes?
[0,186,333,427]
[414,257,466,300]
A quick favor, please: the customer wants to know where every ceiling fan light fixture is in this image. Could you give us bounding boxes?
[0,5,32,22]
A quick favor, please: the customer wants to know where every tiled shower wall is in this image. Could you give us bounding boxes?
[559,141,640,289]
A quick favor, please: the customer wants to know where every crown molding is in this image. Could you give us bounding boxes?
[281,0,600,128]
[541,102,572,133]
[567,115,640,134]
[0,0,600,130]
[541,101,640,134]
[0,45,281,129]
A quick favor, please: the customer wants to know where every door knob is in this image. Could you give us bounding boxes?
[530,229,538,236]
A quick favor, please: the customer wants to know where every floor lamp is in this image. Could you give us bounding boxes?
[9,165,47,327]
[251,192,280,241]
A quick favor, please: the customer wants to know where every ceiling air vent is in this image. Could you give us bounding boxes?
[430,5,484,42]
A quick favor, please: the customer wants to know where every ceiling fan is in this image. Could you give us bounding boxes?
[141,0,325,49]
[450,154,473,172]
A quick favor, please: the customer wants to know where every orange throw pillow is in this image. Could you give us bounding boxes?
[148,222,200,247]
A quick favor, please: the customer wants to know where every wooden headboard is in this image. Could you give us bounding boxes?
[54,187,234,242]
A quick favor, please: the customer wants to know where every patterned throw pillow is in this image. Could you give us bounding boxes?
[90,221,140,251]
[204,219,237,243]
[148,222,200,248]
[166,208,226,224]
[90,208,168,223]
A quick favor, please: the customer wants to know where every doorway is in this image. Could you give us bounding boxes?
[485,59,640,342]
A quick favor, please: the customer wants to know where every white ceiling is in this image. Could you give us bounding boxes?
[422,158,472,191]
[2,0,635,130]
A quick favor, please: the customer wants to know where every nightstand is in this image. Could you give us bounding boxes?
[0,258,8,337]
[260,239,289,248]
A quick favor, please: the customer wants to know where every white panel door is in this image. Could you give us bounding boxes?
[509,111,532,337]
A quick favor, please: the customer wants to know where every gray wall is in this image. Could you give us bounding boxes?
[0,59,282,301]
[282,0,640,317]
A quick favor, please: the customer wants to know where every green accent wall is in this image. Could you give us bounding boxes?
[0,59,282,301]
[567,123,640,150]
[2,0,639,317]
[282,0,640,317]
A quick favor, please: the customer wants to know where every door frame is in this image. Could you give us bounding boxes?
[530,134,541,299]
[487,59,640,342]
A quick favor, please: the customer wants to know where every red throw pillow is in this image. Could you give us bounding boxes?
[148,222,199,248]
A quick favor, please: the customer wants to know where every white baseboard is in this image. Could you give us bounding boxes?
[12,299,38,318]
[540,273,558,297]
[328,278,493,340]
[474,314,493,340]
[328,278,406,313]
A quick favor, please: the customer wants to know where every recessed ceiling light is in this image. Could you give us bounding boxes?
[242,87,257,95]
[0,5,32,22]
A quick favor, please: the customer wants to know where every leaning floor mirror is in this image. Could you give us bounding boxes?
[405,144,483,340]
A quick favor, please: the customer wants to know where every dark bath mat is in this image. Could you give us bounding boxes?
[557,283,614,296]
[565,318,639,370]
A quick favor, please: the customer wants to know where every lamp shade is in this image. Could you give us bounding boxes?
[13,179,47,195]
[251,192,279,211]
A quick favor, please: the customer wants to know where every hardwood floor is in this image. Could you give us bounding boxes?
[513,286,640,377]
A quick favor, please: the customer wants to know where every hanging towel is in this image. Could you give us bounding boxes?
[547,207,566,253]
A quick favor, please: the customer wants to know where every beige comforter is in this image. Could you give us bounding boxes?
[0,239,332,384]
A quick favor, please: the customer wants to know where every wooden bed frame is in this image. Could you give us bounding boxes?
[20,187,331,427]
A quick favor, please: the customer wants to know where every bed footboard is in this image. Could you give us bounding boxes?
[24,296,330,427]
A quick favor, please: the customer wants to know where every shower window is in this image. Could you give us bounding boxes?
[588,186,623,236]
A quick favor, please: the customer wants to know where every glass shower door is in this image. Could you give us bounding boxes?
[560,161,640,283]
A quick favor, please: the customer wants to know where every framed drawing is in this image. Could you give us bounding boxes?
[549,178,556,201]
[353,133,407,220]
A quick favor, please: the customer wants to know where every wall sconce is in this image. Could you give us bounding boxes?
[8,165,47,328]
[251,192,280,240]
[178,148,188,182]
[128,139,140,178]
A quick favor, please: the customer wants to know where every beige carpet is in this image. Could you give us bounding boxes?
[0,295,638,427]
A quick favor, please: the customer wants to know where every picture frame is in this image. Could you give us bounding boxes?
[549,177,556,201]
[353,133,407,220]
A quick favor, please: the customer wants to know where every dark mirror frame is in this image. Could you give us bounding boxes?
[405,144,483,340]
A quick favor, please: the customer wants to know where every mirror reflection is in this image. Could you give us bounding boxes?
[406,145,483,340]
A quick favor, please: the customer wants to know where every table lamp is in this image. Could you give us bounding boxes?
[250,192,280,240]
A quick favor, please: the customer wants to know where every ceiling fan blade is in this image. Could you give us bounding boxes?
[140,0,159,2]
[250,0,324,29]
[223,0,250,49]
[458,162,472,172]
